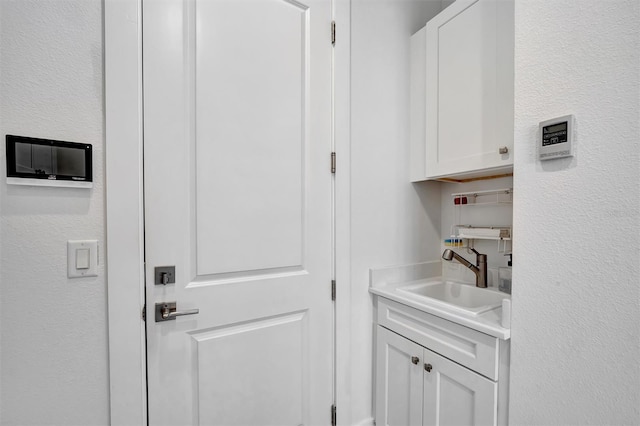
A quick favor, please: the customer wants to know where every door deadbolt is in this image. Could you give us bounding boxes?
[154,266,175,285]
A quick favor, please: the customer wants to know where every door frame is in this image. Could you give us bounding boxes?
[104,0,353,424]
[104,0,146,424]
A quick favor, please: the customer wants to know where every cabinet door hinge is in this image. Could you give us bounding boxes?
[142,304,146,322]
[331,21,336,46]
[331,280,336,301]
[331,404,337,426]
[331,152,336,174]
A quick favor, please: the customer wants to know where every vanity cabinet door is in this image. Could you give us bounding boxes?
[424,0,514,180]
[422,347,498,426]
[376,326,423,426]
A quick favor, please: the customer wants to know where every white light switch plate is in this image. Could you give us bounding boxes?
[67,240,98,278]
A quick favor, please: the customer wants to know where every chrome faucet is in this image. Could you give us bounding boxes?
[442,248,487,288]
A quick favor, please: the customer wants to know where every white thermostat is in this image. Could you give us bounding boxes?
[538,114,574,161]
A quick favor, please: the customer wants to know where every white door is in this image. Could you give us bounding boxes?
[376,326,424,426]
[143,0,333,424]
[422,348,497,426]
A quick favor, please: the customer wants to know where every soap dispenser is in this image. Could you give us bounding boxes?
[499,254,512,294]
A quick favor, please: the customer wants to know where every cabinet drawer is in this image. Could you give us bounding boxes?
[377,297,500,380]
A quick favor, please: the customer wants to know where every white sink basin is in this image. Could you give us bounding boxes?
[397,281,508,316]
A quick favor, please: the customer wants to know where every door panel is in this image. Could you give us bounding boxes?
[143,0,333,423]
[437,0,496,167]
[192,311,307,425]
[423,348,497,426]
[376,327,423,426]
[425,0,514,178]
[195,0,308,276]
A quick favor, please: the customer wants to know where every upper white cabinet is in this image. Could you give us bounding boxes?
[410,0,514,182]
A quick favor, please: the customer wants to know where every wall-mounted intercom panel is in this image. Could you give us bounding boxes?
[5,135,93,188]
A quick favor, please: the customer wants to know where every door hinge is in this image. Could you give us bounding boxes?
[331,152,336,174]
[331,280,336,301]
[331,404,337,426]
[142,304,146,322]
[331,21,336,46]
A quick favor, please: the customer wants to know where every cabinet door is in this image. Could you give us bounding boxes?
[423,348,497,426]
[376,326,423,426]
[425,0,514,179]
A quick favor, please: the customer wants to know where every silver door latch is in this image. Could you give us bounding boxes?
[155,302,199,322]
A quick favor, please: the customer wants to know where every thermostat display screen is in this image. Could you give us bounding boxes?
[542,122,568,146]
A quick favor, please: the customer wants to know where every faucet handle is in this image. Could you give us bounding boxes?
[467,247,487,267]
[467,247,486,263]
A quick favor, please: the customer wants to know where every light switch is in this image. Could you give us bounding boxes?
[68,240,98,278]
[76,249,90,269]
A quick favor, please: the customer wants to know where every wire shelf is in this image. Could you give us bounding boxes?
[449,188,514,254]
[452,188,512,206]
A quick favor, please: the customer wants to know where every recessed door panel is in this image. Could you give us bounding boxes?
[195,0,308,276]
[191,312,306,425]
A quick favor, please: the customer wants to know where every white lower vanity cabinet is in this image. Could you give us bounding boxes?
[375,297,510,426]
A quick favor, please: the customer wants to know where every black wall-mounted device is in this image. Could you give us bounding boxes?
[5,135,93,188]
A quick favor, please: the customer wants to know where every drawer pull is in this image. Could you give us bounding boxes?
[411,356,420,365]
[424,363,433,373]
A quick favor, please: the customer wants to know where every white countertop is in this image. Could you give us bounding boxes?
[369,262,511,340]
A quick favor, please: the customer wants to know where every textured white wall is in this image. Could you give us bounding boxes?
[510,1,640,424]
[350,1,444,423]
[0,1,109,425]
